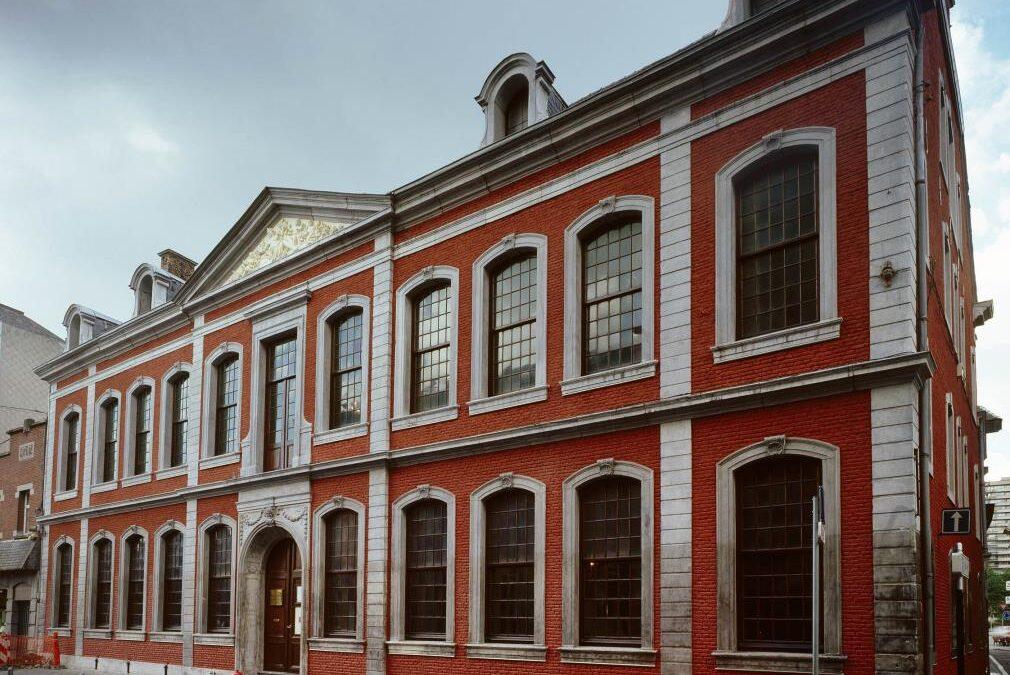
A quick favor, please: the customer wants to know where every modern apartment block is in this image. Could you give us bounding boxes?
[987,475,1010,571]
[33,1,998,674]
[0,304,62,446]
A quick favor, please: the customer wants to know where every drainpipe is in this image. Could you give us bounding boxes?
[913,11,935,674]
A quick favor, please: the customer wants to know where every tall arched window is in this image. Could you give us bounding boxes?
[582,219,643,375]
[92,539,113,629]
[63,412,80,492]
[124,534,146,630]
[323,509,358,637]
[206,525,232,633]
[162,531,183,631]
[404,498,448,639]
[489,254,538,396]
[577,475,642,646]
[264,334,297,472]
[735,150,819,339]
[99,399,119,484]
[330,311,364,428]
[55,542,73,628]
[411,283,452,414]
[168,373,189,468]
[214,355,240,456]
[132,386,152,475]
[484,488,535,643]
[504,85,528,136]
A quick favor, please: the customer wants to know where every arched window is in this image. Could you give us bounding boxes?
[55,542,73,628]
[404,498,448,639]
[577,475,642,646]
[162,530,183,631]
[167,373,189,468]
[137,275,153,314]
[489,254,538,396]
[504,85,528,136]
[68,315,81,350]
[330,311,364,428]
[484,488,535,643]
[264,334,297,471]
[411,283,452,414]
[582,218,643,375]
[206,525,232,633]
[131,385,152,475]
[214,355,240,457]
[123,534,146,630]
[62,412,80,492]
[92,539,113,629]
[323,509,358,637]
[99,398,119,484]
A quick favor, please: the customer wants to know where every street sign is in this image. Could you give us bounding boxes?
[941,508,971,535]
[1003,609,1010,622]
[1005,580,1010,592]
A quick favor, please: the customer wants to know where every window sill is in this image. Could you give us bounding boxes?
[54,489,78,502]
[559,646,656,667]
[386,640,456,657]
[560,361,657,396]
[712,318,842,364]
[116,629,147,641]
[712,651,846,673]
[466,643,547,662]
[467,386,548,416]
[91,481,118,494]
[156,465,187,480]
[83,629,112,640]
[121,473,152,487]
[51,627,71,637]
[200,452,240,470]
[308,637,365,653]
[194,632,234,646]
[391,405,458,431]
[314,423,368,445]
[149,630,183,643]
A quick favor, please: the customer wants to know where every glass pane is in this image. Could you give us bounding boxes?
[265,337,297,471]
[170,374,189,467]
[484,488,535,643]
[163,532,184,631]
[215,356,239,456]
[411,284,451,413]
[331,311,363,427]
[126,535,145,629]
[324,510,358,636]
[582,221,643,374]
[404,499,447,639]
[490,255,537,395]
[94,540,113,628]
[207,526,232,632]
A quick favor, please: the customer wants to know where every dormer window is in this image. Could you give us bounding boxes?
[137,275,153,314]
[503,80,529,137]
[477,53,566,147]
[67,315,81,350]
[130,260,187,317]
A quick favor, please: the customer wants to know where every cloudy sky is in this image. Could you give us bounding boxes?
[2,1,1009,474]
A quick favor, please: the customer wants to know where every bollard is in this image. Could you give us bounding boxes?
[127,660,131,673]
[165,664,169,675]
[95,657,99,669]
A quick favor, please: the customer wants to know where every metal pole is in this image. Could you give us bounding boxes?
[812,493,820,675]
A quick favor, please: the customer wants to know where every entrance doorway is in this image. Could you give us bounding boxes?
[263,538,302,673]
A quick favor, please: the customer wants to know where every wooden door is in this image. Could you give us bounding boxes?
[263,539,302,672]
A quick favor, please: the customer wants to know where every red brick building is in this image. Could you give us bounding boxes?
[33,1,999,674]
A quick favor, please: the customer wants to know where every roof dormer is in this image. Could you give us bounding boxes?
[62,304,120,351]
[720,0,787,30]
[129,249,194,317]
[476,53,567,147]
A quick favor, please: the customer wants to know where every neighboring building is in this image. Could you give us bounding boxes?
[31,1,999,675]
[0,305,63,449]
[986,478,1010,570]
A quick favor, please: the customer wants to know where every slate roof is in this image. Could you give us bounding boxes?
[0,539,39,573]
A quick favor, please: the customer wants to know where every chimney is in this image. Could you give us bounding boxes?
[22,418,34,432]
[159,249,197,281]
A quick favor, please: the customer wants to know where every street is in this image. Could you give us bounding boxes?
[993,644,1010,674]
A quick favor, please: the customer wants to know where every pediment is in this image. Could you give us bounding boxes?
[225,215,355,284]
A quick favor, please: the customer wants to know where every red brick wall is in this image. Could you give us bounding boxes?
[1,422,46,537]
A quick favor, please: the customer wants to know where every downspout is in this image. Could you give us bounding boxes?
[913,10,935,674]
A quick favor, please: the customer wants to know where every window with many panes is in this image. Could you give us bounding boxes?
[162,531,183,631]
[63,412,79,492]
[578,476,642,646]
[484,488,535,643]
[581,219,643,375]
[735,455,820,652]
[735,150,819,339]
[264,336,297,472]
[100,400,119,483]
[124,534,145,630]
[168,373,189,467]
[206,525,232,632]
[93,539,113,628]
[132,386,152,475]
[411,284,452,413]
[330,311,364,428]
[55,543,73,628]
[489,254,538,396]
[214,355,239,456]
[323,509,358,637]
[404,499,448,639]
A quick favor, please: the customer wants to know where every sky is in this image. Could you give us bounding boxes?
[1,1,1009,475]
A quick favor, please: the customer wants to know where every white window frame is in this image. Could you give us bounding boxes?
[150,520,186,638]
[50,536,75,633]
[194,514,238,641]
[392,266,460,429]
[974,465,982,541]
[122,376,156,484]
[388,484,456,657]
[314,295,371,444]
[713,127,840,362]
[560,459,655,666]
[200,343,244,468]
[469,234,548,415]
[309,496,366,652]
[14,484,32,535]
[85,530,116,635]
[55,405,83,499]
[943,224,953,330]
[946,393,956,503]
[158,362,194,476]
[467,473,547,661]
[960,432,969,509]
[714,437,843,672]
[955,416,963,506]
[562,195,657,395]
[117,525,149,637]
[92,389,122,490]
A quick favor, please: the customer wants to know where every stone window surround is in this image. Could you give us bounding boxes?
[157,362,194,473]
[55,404,83,499]
[560,459,655,666]
[388,484,456,657]
[50,535,75,632]
[194,513,238,637]
[243,296,311,476]
[391,266,460,430]
[122,376,156,481]
[92,389,122,489]
[946,392,955,503]
[117,525,149,635]
[86,529,116,632]
[467,473,547,662]
[713,436,844,673]
[469,234,549,416]
[713,127,839,363]
[314,295,371,444]
[561,195,657,396]
[200,342,244,466]
[476,53,551,147]
[150,520,185,635]
[310,495,366,650]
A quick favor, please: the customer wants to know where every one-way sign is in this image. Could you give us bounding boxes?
[941,508,971,535]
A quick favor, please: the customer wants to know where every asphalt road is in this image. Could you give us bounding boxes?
[992,644,1010,674]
